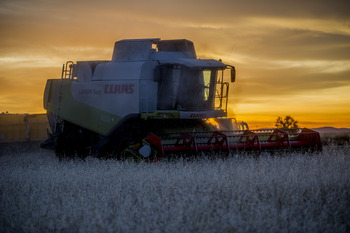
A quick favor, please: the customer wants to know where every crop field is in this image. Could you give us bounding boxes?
[1,144,349,233]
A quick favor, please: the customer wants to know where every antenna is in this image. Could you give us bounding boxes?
[225,42,237,63]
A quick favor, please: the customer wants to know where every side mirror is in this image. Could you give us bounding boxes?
[227,65,235,82]
[231,66,236,83]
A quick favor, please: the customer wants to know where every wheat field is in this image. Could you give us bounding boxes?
[1,145,349,233]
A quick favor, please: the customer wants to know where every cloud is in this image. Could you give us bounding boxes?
[0,94,43,113]
[0,0,349,127]
[236,67,350,94]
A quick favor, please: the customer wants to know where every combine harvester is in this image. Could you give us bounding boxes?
[42,38,322,160]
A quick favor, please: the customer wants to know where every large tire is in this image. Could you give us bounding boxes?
[54,122,93,160]
[55,132,75,160]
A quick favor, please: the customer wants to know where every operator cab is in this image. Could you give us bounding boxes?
[152,39,235,114]
[156,65,218,111]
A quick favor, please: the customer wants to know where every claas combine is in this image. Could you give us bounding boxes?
[41,38,322,160]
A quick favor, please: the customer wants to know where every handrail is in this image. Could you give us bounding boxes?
[61,61,74,79]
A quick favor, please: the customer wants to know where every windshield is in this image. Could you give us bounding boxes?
[157,66,218,111]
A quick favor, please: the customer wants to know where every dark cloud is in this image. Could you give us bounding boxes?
[245,29,350,61]
[235,67,350,96]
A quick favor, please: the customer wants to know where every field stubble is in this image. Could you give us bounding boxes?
[0,144,349,233]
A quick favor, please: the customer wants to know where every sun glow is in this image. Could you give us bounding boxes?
[0,0,349,129]
[205,118,220,130]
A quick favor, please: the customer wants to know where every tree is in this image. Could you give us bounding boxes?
[275,115,299,129]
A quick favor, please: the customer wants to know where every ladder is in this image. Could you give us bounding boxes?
[54,61,74,133]
[215,69,229,112]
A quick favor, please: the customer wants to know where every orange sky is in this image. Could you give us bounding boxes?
[0,0,349,128]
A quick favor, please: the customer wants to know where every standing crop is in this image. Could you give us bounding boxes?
[1,146,349,233]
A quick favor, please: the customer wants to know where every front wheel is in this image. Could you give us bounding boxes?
[113,127,161,161]
[116,136,158,161]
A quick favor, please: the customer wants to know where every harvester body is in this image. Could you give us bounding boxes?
[42,38,321,159]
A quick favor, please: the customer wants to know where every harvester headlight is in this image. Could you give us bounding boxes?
[139,145,152,158]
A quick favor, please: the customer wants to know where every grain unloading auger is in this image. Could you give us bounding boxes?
[41,38,322,160]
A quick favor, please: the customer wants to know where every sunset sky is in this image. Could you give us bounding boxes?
[1,0,349,128]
